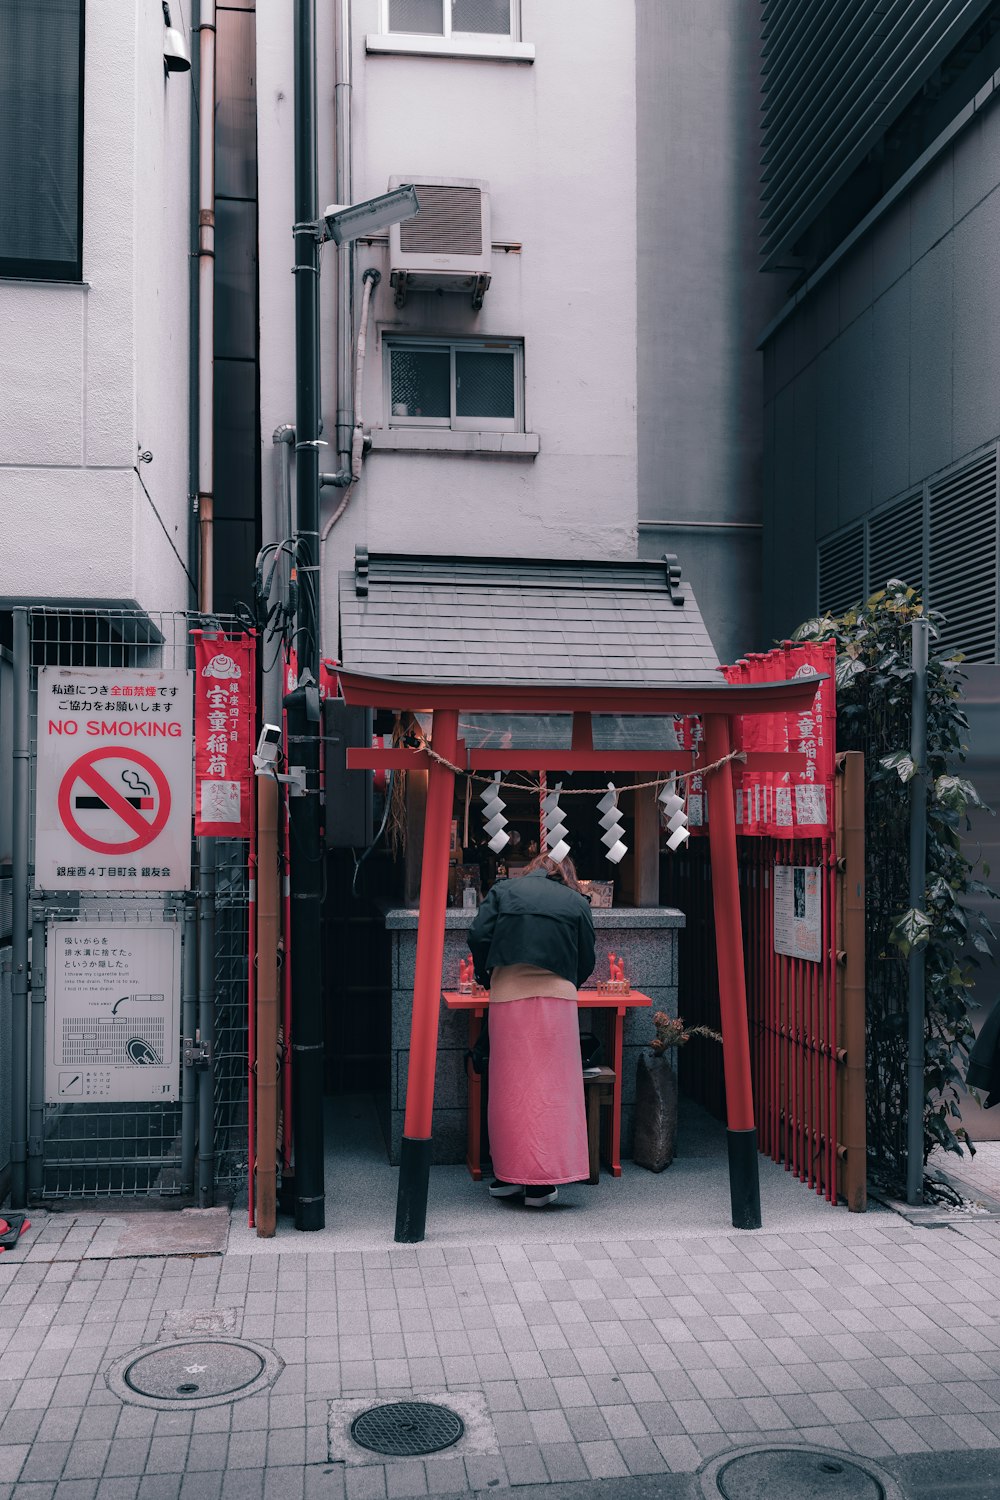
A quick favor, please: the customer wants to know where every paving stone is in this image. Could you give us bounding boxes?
[500,1445,548,1485]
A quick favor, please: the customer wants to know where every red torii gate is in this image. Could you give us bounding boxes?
[341,668,826,1242]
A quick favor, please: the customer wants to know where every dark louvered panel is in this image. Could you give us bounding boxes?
[760,0,993,267]
[868,493,924,598]
[929,451,999,662]
[399,186,483,256]
[818,526,864,615]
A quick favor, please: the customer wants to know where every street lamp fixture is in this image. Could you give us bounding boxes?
[317,185,421,245]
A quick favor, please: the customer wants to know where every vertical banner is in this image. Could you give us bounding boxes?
[193,632,256,837]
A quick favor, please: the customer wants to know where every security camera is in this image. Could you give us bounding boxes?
[253,723,282,773]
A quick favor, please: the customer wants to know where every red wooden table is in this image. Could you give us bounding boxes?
[442,989,653,1181]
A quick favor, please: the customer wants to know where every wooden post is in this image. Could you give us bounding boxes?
[404,770,428,906]
[255,773,280,1236]
[633,778,661,907]
[395,709,459,1242]
[703,714,762,1230]
[837,751,867,1212]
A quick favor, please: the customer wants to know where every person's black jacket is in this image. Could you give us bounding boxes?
[967,998,1000,1107]
[467,869,596,991]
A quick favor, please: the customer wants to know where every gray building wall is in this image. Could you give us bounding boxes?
[636,0,782,664]
[761,88,1000,643]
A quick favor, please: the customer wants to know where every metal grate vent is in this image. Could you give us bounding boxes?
[868,491,924,598]
[818,525,864,616]
[760,0,994,267]
[399,185,483,256]
[351,1401,465,1457]
[929,450,998,662]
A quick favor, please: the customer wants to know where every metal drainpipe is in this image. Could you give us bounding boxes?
[906,617,930,1205]
[287,0,325,1232]
[180,902,197,1194]
[334,0,353,480]
[266,426,296,726]
[27,914,45,1197]
[198,0,217,612]
[197,839,216,1206]
[196,0,218,1208]
[9,607,30,1209]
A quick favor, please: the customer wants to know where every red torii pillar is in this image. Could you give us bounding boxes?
[394,709,459,1242]
[704,714,761,1230]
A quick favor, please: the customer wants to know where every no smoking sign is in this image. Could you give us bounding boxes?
[35,668,193,892]
[57,748,171,855]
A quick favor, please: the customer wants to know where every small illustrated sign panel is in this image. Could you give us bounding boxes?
[35,668,193,891]
[773,863,822,963]
[45,921,181,1103]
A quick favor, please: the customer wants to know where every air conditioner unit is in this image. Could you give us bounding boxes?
[388,175,491,310]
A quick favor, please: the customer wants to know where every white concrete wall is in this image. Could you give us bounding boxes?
[0,4,191,613]
[257,0,638,657]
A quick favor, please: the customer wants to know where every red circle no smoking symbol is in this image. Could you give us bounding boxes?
[57,748,171,855]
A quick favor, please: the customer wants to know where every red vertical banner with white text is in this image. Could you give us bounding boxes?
[192,632,257,837]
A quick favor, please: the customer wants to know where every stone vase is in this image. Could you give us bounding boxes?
[632,1051,678,1172]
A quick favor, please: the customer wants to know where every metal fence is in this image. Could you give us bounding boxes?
[662,760,867,1210]
[19,608,249,1200]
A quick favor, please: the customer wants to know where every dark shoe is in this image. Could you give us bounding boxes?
[524,1185,558,1208]
[489,1180,523,1198]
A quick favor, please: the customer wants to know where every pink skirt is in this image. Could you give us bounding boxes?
[487,996,590,1186]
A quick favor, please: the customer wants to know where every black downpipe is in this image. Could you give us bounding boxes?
[288,0,325,1232]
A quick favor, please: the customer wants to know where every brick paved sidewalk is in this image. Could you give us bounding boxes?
[1,1207,1000,1498]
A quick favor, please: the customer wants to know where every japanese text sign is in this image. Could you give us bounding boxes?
[45,920,182,1102]
[193,632,256,837]
[35,668,193,892]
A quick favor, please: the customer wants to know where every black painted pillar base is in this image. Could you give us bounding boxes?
[395,1137,432,1243]
[727,1128,762,1230]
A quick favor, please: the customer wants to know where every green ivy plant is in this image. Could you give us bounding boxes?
[792,580,996,1199]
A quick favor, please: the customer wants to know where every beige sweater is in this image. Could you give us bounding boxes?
[488,962,578,1005]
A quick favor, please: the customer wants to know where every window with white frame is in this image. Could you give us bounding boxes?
[384,0,517,41]
[386,338,523,432]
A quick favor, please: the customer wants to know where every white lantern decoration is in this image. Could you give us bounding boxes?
[597,782,627,865]
[659,777,690,851]
[542,783,570,864]
[481,772,510,853]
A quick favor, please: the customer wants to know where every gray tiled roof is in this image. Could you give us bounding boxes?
[338,553,720,685]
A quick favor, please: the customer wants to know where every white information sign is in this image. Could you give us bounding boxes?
[773,864,823,963]
[35,668,193,891]
[44,921,182,1103]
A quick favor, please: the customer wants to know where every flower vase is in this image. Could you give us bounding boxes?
[632,1051,678,1172]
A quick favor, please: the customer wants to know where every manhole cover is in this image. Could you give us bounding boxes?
[351,1401,465,1457]
[125,1341,263,1401]
[716,1449,885,1499]
[106,1337,282,1411]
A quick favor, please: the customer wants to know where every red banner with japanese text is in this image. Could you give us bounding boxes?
[666,642,836,838]
[722,639,836,838]
[192,631,257,837]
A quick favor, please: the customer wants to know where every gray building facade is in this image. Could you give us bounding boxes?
[759,1,1000,660]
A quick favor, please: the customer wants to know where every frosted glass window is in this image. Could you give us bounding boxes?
[452,0,511,34]
[386,339,523,432]
[387,0,443,34]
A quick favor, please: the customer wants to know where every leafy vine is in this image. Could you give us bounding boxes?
[792,581,996,1197]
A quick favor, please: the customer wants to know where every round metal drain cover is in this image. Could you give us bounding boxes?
[351,1400,464,1457]
[716,1449,885,1499]
[123,1342,264,1403]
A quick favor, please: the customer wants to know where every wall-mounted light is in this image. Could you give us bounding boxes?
[163,2,191,73]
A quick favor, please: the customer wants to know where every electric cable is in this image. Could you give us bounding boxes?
[133,466,197,596]
[352,770,394,896]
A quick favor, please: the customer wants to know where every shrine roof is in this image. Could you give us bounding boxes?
[338,550,720,686]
